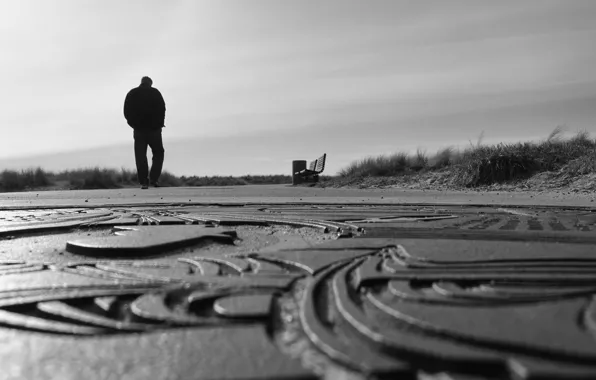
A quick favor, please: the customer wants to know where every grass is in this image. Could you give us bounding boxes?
[62,168,124,189]
[179,174,292,187]
[4,127,593,192]
[0,167,293,192]
[336,128,596,188]
[0,168,51,192]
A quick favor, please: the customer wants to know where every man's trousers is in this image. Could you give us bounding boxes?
[133,129,164,185]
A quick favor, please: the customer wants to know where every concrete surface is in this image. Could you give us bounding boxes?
[0,184,594,209]
[1,185,596,379]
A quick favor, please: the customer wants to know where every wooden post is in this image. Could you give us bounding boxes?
[292,160,307,185]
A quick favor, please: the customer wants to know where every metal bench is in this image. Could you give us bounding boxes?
[293,153,326,184]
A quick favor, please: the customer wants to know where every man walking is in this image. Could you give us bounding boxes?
[123,76,166,189]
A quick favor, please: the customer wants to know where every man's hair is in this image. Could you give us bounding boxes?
[140,76,153,86]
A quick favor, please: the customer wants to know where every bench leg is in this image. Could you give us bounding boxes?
[299,174,319,184]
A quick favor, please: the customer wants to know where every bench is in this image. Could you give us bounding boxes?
[293,153,326,184]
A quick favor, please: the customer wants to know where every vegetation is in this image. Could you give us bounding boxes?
[336,127,596,188]
[0,167,292,192]
[3,127,594,192]
[178,174,293,187]
[0,167,51,192]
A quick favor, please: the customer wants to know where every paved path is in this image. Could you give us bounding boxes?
[0,185,595,379]
[0,184,594,208]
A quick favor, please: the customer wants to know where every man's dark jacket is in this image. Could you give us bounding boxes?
[123,85,166,131]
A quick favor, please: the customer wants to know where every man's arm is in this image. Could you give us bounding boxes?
[123,91,135,128]
[157,90,166,127]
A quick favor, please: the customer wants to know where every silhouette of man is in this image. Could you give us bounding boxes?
[123,76,166,189]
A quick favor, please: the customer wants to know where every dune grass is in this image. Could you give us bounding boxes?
[337,128,596,187]
[0,167,293,192]
[179,174,292,187]
[0,168,51,192]
[4,127,593,192]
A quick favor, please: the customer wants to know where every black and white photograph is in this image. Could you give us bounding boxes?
[1,1,596,379]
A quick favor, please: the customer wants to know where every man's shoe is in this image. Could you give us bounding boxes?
[141,184,149,189]
[150,181,160,188]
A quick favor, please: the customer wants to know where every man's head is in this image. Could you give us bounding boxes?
[140,76,153,87]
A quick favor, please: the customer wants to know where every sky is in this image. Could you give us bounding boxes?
[1,0,596,176]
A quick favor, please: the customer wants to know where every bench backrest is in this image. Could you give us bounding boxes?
[308,159,317,171]
[314,153,326,173]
